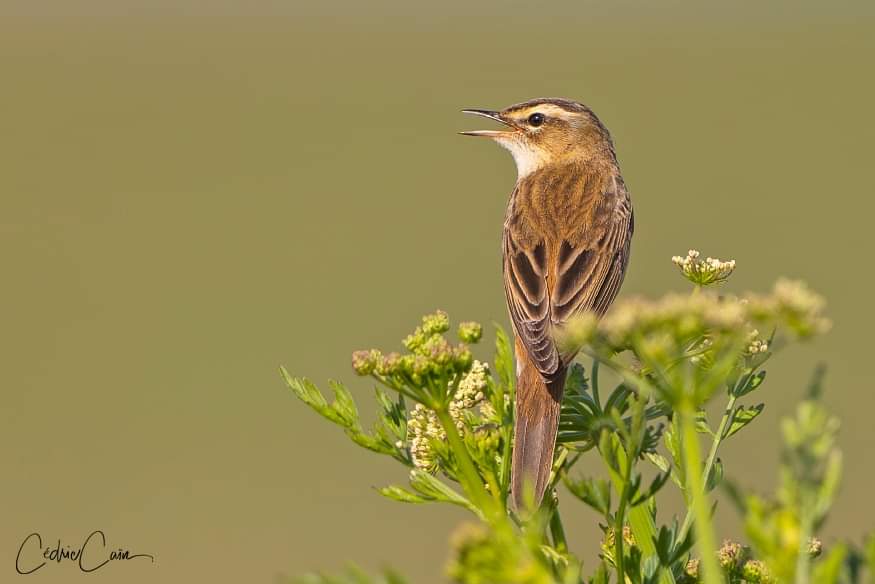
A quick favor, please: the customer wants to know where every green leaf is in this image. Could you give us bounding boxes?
[645,452,670,474]
[373,388,408,459]
[725,403,765,438]
[734,370,767,397]
[539,544,573,572]
[347,431,392,454]
[408,469,479,514]
[695,409,714,436]
[631,470,671,507]
[599,431,621,474]
[566,363,589,395]
[282,370,402,458]
[705,458,724,492]
[283,371,328,412]
[377,485,431,504]
[329,380,360,425]
[668,529,695,566]
[653,525,674,565]
[640,423,664,457]
[282,372,350,425]
[664,417,685,488]
[814,450,843,526]
[380,472,480,515]
[564,475,611,515]
[494,325,515,392]
[604,384,632,415]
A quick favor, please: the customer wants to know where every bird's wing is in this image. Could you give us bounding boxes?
[503,174,633,378]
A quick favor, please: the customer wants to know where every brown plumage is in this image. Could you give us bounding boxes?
[462,98,633,510]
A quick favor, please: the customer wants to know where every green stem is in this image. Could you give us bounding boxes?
[678,393,738,541]
[608,434,677,584]
[498,369,516,506]
[614,451,633,584]
[794,510,814,584]
[678,407,721,584]
[433,407,497,521]
[592,359,602,410]
[548,447,569,488]
[499,425,513,505]
[549,507,568,553]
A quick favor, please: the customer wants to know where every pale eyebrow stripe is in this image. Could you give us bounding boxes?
[512,104,577,121]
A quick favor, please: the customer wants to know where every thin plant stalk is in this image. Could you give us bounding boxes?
[549,508,568,553]
[678,407,722,584]
[433,406,498,521]
[678,391,738,541]
[608,451,678,584]
[606,408,675,584]
[614,448,633,584]
[795,511,814,584]
[591,359,602,408]
[606,415,677,584]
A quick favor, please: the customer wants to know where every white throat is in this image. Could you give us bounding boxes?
[495,137,549,180]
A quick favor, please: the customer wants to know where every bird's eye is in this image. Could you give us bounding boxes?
[527,113,545,127]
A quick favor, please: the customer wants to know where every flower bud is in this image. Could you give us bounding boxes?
[412,355,431,376]
[683,558,700,582]
[421,310,450,336]
[403,329,426,352]
[376,352,401,376]
[741,560,773,584]
[457,321,483,343]
[351,349,380,375]
[717,540,745,571]
[399,354,415,374]
[453,345,473,372]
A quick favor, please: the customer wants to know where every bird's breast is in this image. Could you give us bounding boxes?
[506,164,608,242]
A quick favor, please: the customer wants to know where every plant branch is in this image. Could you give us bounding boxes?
[678,391,737,541]
[678,406,721,584]
[549,507,568,553]
[433,406,498,521]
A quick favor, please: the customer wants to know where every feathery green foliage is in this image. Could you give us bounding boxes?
[281,249,871,584]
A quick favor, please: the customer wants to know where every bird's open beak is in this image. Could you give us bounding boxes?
[459,109,519,137]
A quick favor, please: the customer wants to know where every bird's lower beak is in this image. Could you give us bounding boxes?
[459,109,519,137]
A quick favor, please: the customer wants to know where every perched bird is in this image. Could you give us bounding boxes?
[462,98,634,509]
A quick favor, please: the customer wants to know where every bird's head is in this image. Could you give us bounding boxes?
[461,97,614,178]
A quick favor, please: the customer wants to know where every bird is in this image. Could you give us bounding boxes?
[461,97,634,510]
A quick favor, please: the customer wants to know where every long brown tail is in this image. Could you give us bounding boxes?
[511,346,566,511]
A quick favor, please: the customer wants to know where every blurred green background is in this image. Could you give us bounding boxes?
[2,1,873,582]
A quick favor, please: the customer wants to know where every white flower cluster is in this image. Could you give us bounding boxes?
[407,403,444,472]
[746,329,769,355]
[672,249,736,286]
[406,360,491,471]
[449,360,489,430]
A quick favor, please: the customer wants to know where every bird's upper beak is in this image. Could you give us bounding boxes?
[459,109,520,137]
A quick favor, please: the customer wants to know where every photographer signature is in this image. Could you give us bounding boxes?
[16,530,154,574]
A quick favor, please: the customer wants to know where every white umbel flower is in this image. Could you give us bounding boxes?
[672,249,736,285]
[745,329,769,355]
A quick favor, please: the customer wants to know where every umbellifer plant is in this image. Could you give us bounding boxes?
[281,250,874,584]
